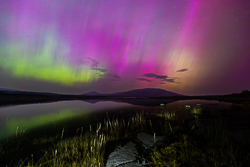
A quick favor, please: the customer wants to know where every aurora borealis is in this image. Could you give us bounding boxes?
[0,0,250,95]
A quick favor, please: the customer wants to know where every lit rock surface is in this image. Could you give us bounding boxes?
[137,132,165,149]
[106,132,168,166]
[106,142,141,167]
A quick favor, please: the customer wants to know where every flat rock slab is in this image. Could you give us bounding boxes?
[106,141,140,167]
[117,161,148,167]
[106,132,167,166]
[137,132,165,149]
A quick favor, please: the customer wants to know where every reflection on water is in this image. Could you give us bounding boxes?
[2,109,92,140]
[0,100,134,140]
[0,99,236,140]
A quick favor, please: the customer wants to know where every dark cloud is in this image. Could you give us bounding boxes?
[104,74,121,81]
[91,67,108,73]
[137,78,152,82]
[142,73,168,79]
[176,68,188,72]
[163,78,175,83]
[77,57,99,66]
[76,57,108,74]
[161,78,179,84]
[107,79,120,81]
[77,57,109,74]
[142,72,180,83]
[106,74,120,79]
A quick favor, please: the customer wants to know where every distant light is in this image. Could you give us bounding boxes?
[160,103,165,107]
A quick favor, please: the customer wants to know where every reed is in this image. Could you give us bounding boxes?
[155,111,176,121]
[150,117,250,167]
[28,130,106,166]
[2,109,249,167]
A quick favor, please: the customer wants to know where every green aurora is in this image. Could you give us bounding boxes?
[0,34,103,86]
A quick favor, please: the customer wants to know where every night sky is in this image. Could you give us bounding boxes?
[0,0,250,95]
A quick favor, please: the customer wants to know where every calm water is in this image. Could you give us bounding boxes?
[0,99,235,141]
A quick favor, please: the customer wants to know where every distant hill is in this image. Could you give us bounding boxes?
[1,87,182,98]
[83,91,103,96]
[115,88,182,97]
[82,91,124,96]
[82,88,182,97]
[83,98,176,106]
[0,88,59,96]
[0,88,20,92]
[228,90,250,98]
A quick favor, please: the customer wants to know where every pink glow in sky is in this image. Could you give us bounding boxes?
[0,0,250,95]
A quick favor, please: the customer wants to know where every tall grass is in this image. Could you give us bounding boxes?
[151,116,250,167]
[26,127,106,166]
[155,110,176,121]
[22,111,150,166]
[3,109,250,167]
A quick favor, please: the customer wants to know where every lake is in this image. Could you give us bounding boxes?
[1,99,250,166]
[0,99,239,141]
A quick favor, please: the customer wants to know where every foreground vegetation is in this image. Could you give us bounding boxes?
[1,108,250,166]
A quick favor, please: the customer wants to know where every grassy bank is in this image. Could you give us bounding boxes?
[1,109,250,166]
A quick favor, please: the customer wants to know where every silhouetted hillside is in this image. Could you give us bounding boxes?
[82,91,102,96]
[229,90,250,97]
[82,91,124,96]
[82,88,182,97]
[112,88,182,97]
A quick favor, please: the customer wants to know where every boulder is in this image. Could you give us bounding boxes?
[106,141,147,167]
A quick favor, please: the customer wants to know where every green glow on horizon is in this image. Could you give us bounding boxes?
[0,34,102,85]
[1,109,88,140]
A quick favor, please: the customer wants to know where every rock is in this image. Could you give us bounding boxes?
[106,132,171,166]
[106,142,144,167]
[116,161,148,167]
[137,132,165,149]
